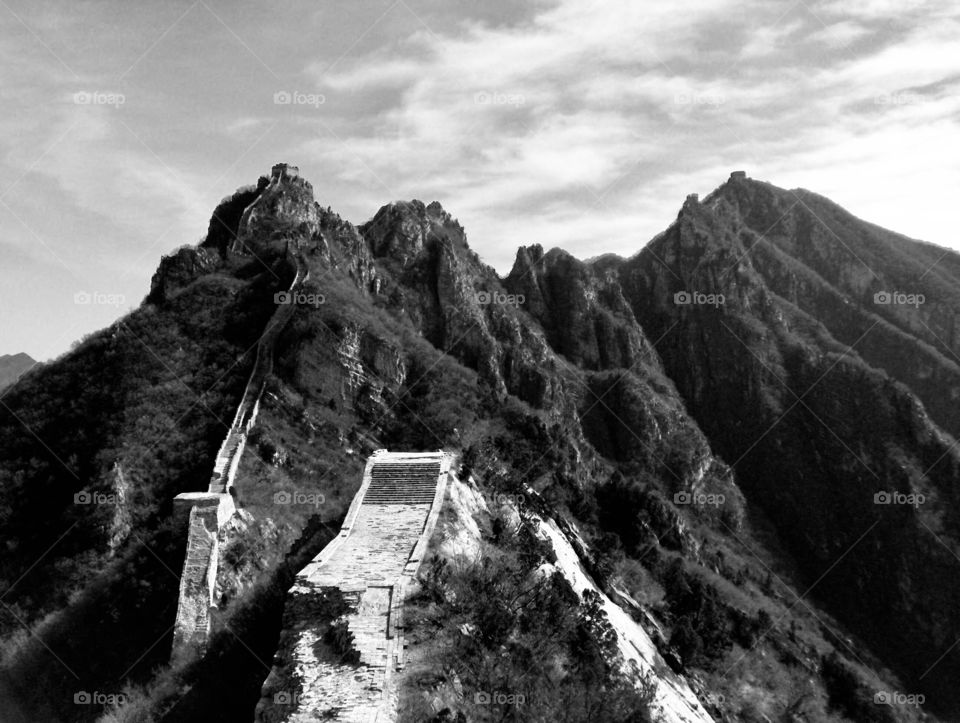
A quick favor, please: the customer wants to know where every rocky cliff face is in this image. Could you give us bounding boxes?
[614,175,960,713]
[360,199,568,411]
[706,175,960,434]
[0,166,954,722]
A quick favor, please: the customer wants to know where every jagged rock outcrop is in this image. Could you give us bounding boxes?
[316,206,380,292]
[201,181,266,256]
[359,199,567,410]
[146,245,221,304]
[506,244,657,371]
[237,164,322,256]
[106,461,132,554]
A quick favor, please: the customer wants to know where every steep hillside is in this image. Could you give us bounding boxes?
[708,174,960,436]
[615,174,960,715]
[0,166,949,722]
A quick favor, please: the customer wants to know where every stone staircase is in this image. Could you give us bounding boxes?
[256,451,450,723]
[363,461,442,505]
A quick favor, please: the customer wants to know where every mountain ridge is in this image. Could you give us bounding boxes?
[0,166,954,722]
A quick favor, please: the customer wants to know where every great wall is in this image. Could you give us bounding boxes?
[170,164,309,660]
[256,451,451,722]
[167,163,713,722]
[243,453,711,723]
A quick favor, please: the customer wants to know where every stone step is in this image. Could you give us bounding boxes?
[370,474,438,477]
[371,465,439,470]
[363,494,436,498]
[370,469,439,478]
[363,497,435,501]
[370,469,440,474]
[370,473,438,478]
[368,481,437,486]
[367,486,436,490]
[367,482,435,486]
[362,498,436,503]
[364,493,436,498]
[362,501,434,506]
[366,488,436,492]
[363,498,435,503]
[366,485,437,491]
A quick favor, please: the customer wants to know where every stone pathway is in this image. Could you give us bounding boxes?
[257,451,449,723]
[309,505,433,588]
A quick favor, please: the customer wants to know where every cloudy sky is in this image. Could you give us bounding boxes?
[1,0,958,360]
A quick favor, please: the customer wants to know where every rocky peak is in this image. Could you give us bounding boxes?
[147,245,221,304]
[360,199,466,267]
[643,188,752,289]
[236,163,320,255]
[506,245,659,371]
[702,173,822,258]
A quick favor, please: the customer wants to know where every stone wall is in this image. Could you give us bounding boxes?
[170,247,309,662]
[256,451,450,722]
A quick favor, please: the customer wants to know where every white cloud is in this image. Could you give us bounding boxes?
[2,0,960,358]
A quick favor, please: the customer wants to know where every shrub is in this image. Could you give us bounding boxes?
[323,620,360,664]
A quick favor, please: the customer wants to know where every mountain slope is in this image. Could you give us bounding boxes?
[614,174,960,714]
[0,166,949,722]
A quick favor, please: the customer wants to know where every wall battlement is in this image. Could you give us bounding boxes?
[271,163,299,181]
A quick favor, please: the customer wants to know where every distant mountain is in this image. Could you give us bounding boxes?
[0,352,36,391]
[0,166,955,722]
